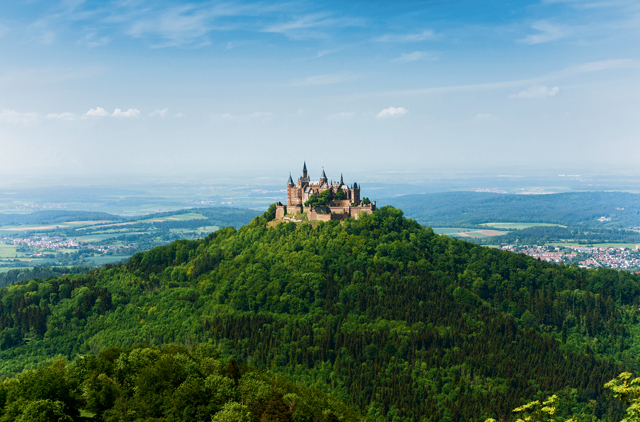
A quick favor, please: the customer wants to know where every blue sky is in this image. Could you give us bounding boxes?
[0,0,639,181]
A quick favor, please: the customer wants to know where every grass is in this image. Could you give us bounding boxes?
[137,212,207,223]
[0,245,19,258]
[432,228,476,235]
[482,222,566,229]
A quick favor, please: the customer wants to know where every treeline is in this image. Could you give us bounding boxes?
[0,343,358,422]
[1,207,640,420]
[0,211,123,226]
[474,225,640,245]
[382,191,640,228]
[0,266,93,288]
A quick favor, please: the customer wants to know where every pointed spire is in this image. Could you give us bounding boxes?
[340,173,344,184]
[321,168,327,180]
[302,161,308,178]
[287,173,294,185]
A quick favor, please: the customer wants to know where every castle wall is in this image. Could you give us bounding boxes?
[275,205,286,219]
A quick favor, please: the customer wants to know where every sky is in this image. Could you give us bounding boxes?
[0,0,639,183]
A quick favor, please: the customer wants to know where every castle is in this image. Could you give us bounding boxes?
[275,162,376,221]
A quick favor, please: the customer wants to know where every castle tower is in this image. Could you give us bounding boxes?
[302,161,308,179]
[320,168,327,185]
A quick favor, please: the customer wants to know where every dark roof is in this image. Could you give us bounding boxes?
[321,168,327,179]
[303,161,307,172]
[287,174,294,185]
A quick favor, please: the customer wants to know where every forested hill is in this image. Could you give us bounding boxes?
[2,206,640,421]
[379,191,640,227]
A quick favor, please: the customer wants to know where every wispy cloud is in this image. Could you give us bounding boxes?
[376,107,408,118]
[375,30,437,43]
[47,112,78,121]
[518,21,571,45]
[112,108,140,117]
[290,74,357,86]
[363,59,640,98]
[84,107,109,117]
[78,32,109,48]
[392,51,437,62]
[150,108,168,117]
[264,13,360,39]
[0,109,37,124]
[509,85,560,99]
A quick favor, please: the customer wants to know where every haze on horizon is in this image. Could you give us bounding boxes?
[0,0,639,182]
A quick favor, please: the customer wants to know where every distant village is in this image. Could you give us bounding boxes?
[0,235,133,257]
[501,244,640,271]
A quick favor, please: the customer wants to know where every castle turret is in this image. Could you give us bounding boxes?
[320,168,327,185]
[302,161,308,179]
[287,173,294,186]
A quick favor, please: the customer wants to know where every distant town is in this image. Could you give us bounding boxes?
[501,244,640,271]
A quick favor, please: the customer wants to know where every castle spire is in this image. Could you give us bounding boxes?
[340,173,344,185]
[302,161,308,178]
[287,173,294,186]
[321,168,327,180]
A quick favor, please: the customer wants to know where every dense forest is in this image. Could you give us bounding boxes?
[0,211,124,226]
[0,343,357,422]
[382,191,640,228]
[473,225,640,246]
[2,206,640,421]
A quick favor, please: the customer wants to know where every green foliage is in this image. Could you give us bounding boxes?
[0,344,357,422]
[335,190,346,201]
[305,190,333,207]
[1,206,640,420]
[362,197,371,205]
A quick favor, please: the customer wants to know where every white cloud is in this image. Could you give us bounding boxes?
[392,51,437,62]
[327,112,356,121]
[519,21,570,45]
[150,108,168,117]
[264,13,359,39]
[375,30,437,43]
[84,107,109,117]
[509,85,560,99]
[376,107,408,118]
[112,108,140,117]
[290,74,356,86]
[175,112,184,117]
[0,109,37,124]
[47,112,77,121]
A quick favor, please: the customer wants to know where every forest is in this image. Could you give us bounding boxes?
[0,343,357,422]
[1,206,640,421]
[383,191,640,228]
[473,225,640,246]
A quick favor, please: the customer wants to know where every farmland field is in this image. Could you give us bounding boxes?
[482,222,566,229]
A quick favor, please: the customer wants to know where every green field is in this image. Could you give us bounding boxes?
[482,222,566,229]
[432,227,475,234]
[137,212,207,223]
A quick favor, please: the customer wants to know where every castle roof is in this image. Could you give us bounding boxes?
[321,168,327,180]
[303,161,307,172]
[287,174,294,185]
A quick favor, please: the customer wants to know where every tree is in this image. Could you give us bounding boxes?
[605,372,640,422]
[335,190,346,201]
[362,197,371,205]
[212,402,252,422]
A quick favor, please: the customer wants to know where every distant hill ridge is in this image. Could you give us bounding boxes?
[380,191,640,227]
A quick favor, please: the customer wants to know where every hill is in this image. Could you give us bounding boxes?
[380,191,640,228]
[1,206,640,421]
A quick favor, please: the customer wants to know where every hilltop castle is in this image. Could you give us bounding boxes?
[275,162,376,221]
